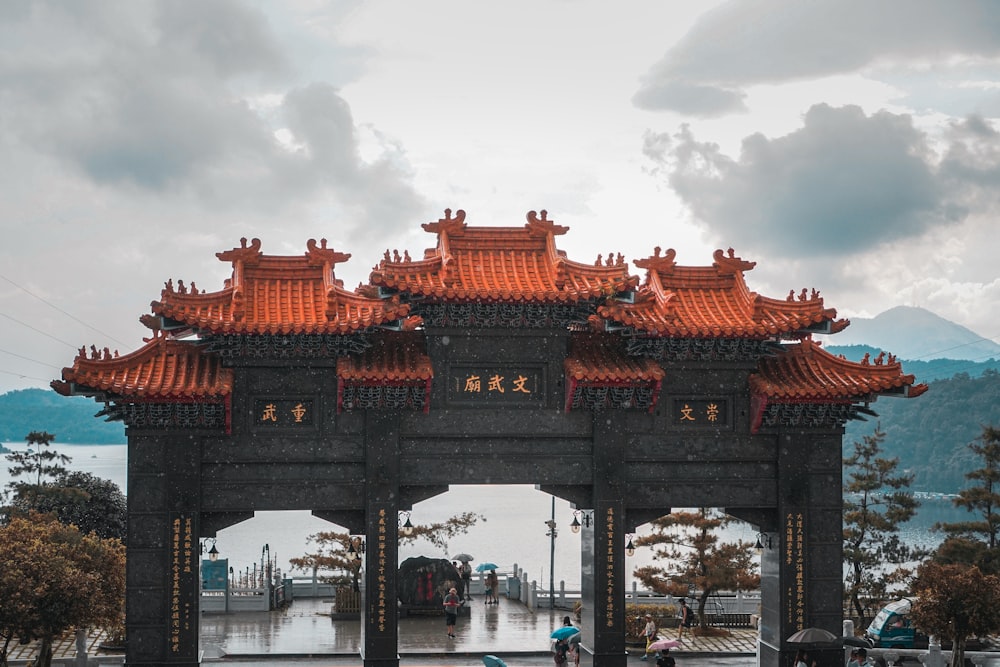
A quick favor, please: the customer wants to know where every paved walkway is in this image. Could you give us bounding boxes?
[9,596,758,666]
[200,596,758,660]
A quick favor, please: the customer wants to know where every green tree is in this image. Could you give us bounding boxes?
[843,423,922,626]
[9,471,127,542]
[910,561,1000,667]
[933,424,1000,572]
[289,512,485,590]
[632,508,759,629]
[0,512,125,667]
[2,431,81,519]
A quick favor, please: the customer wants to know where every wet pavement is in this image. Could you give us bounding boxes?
[199,596,758,666]
[13,595,757,666]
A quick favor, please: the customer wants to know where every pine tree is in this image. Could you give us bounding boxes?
[2,431,82,521]
[843,423,922,626]
[632,508,759,630]
[933,424,1000,572]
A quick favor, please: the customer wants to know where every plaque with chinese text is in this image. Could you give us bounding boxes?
[252,398,316,430]
[672,399,728,426]
[447,366,544,405]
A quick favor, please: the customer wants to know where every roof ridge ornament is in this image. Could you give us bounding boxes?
[525,209,568,236]
[305,238,351,267]
[713,248,756,274]
[632,246,677,273]
[421,208,466,235]
[216,237,263,264]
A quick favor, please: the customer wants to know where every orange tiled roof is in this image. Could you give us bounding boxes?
[336,332,433,384]
[750,338,928,402]
[151,238,410,335]
[369,209,639,302]
[597,248,848,338]
[564,334,665,384]
[52,334,232,399]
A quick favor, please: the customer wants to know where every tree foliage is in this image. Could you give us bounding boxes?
[3,432,126,542]
[10,471,127,542]
[2,431,82,519]
[632,508,759,628]
[910,561,1000,667]
[0,512,125,667]
[933,425,1000,568]
[289,512,485,589]
[843,424,922,626]
[844,369,1000,493]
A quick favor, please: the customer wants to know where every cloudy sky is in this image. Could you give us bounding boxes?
[2,0,999,395]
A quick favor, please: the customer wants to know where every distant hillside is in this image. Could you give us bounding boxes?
[820,305,1000,361]
[844,369,1000,494]
[825,344,1000,383]
[0,388,125,444]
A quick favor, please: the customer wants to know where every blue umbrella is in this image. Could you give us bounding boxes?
[551,626,581,641]
[483,655,507,667]
[476,562,499,572]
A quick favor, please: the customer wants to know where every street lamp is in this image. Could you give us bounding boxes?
[208,542,219,562]
[625,534,636,557]
[570,509,593,534]
[398,510,414,536]
[754,532,772,555]
[545,496,557,609]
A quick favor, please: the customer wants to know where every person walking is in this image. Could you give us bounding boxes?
[641,613,658,660]
[443,586,461,638]
[561,616,581,666]
[677,600,693,640]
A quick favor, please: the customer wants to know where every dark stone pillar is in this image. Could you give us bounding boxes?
[125,435,201,667]
[589,414,627,667]
[760,430,844,667]
[361,413,401,667]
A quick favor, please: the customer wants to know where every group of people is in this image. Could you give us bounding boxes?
[453,560,500,604]
[638,599,693,665]
[443,561,502,639]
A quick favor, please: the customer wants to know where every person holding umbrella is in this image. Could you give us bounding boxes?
[550,620,579,667]
[453,554,474,599]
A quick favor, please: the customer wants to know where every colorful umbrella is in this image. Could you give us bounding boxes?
[475,562,499,572]
[483,656,507,667]
[648,638,681,651]
[550,626,581,641]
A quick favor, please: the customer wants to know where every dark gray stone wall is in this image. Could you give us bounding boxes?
[122,328,845,667]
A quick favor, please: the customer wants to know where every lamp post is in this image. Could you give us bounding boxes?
[544,496,557,609]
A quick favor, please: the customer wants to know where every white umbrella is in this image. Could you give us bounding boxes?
[786,627,838,645]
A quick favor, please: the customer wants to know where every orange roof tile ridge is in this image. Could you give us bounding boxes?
[712,248,756,274]
[633,247,677,274]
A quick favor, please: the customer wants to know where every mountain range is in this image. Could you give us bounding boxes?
[819,305,1000,361]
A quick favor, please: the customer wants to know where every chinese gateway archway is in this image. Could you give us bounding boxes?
[55,209,925,667]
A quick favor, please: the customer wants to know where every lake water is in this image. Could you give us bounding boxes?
[0,442,966,590]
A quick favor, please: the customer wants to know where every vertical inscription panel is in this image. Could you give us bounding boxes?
[168,513,196,660]
[784,511,806,630]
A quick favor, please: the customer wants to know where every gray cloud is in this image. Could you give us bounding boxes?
[634,0,1000,116]
[0,0,423,225]
[644,104,996,258]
